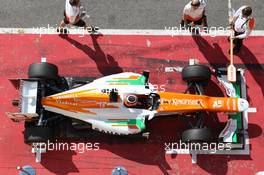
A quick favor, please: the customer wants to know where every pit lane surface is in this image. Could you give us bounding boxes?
[0,0,264,174]
[0,33,263,174]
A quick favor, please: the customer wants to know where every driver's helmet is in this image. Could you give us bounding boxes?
[124,94,138,107]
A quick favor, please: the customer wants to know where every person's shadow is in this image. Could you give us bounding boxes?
[59,34,123,76]
[192,34,229,70]
[236,45,264,96]
[192,34,264,97]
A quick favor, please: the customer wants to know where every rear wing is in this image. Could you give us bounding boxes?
[6,112,38,122]
[6,79,39,122]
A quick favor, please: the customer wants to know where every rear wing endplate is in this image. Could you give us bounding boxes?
[6,112,38,122]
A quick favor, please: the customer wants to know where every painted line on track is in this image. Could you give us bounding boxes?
[0,28,264,36]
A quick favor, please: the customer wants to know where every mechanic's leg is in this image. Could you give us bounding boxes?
[202,15,208,28]
[57,11,69,34]
[74,19,98,33]
[180,19,185,28]
[57,20,69,34]
[59,20,66,28]
[191,20,201,35]
[181,19,192,30]
[201,15,209,33]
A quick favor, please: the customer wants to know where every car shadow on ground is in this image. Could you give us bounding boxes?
[41,149,79,175]
[77,116,184,175]
[59,34,123,76]
[39,117,262,175]
[37,115,186,174]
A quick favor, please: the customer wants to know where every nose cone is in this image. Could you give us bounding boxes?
[237,98,249,112]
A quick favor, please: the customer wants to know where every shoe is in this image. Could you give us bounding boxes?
[88,26,99,34]
[80,11,86,18]
[56,28,68,34]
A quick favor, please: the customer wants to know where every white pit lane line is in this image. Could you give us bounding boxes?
[0,28,264,36]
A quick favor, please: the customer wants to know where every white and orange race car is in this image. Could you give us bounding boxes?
[6,62,249,143]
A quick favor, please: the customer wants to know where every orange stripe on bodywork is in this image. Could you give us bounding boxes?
[42,90,118,115]
[112,75,139,80]
[42,98,97,115]
[109,83,129,85]
[157,92,238,113]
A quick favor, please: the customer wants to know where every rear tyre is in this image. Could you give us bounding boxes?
[182,128,211,142]
[24,126,54,143]
[28,62,58,79]
[182,65,211,83]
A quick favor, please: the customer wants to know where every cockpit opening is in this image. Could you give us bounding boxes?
[123,93,160,110]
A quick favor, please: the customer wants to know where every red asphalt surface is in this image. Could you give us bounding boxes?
[0,33,263,175]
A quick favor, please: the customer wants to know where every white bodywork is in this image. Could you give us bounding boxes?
[21,81,38,114]
[42,73,156,135]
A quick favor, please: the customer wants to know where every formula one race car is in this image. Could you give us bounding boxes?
[6,62,249,144]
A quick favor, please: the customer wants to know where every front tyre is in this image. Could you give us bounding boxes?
[182,65,211,83]
[28,62,58,80]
